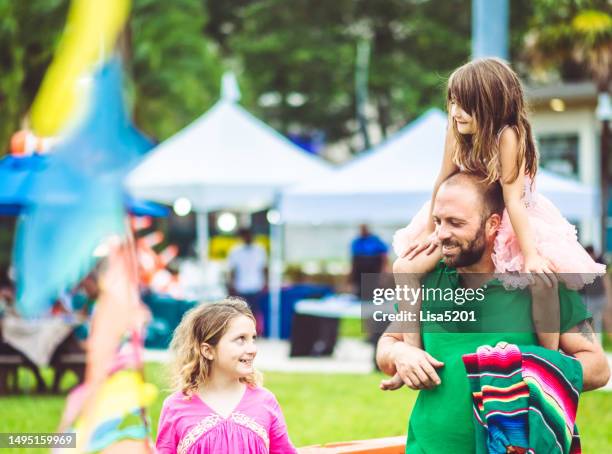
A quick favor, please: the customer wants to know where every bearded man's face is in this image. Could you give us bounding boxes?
[433,185,489,268]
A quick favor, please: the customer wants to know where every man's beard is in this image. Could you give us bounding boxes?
[441,223,486,268]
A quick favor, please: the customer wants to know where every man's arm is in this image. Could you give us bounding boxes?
[378,257,433,388]
[376,324,444,390]
[392,256,427,351]
[376,330,405,376]
[560,319,610,391]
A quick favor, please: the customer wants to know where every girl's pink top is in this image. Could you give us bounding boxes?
[156,385,298,454]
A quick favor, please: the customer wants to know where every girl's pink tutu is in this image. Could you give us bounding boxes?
[493,190,606,289]
[393,180,606,290]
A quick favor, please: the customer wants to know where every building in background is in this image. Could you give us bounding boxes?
[526,81,612,255]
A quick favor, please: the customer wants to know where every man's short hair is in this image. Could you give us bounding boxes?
[442,172,505,220]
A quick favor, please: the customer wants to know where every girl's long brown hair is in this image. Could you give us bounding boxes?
[170,298,262,397]
[447,58,538,184]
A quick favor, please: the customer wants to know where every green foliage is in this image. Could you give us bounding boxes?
[523,0,612,85]
[129,0,223,141]
[226,0,357,143]
[2,0,606,153]
[360,0,470,135]
[0,0,69,154]
[0,0,224,149]
[219,0,472,150]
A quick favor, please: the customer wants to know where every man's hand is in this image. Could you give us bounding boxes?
[380,373,405,391]
[388,342,444,390]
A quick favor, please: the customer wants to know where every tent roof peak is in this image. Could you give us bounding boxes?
[221,72,241,103]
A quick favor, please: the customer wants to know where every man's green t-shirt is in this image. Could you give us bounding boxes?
[405,262,590,454]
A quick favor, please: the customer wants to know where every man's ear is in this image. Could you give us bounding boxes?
[485,213,502,237]
[201,343,214,361]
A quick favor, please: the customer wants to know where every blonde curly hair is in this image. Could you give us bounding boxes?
[169,297,262,396]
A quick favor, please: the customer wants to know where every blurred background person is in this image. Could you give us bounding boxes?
[228,228,267,334]
[349,224,388,300]
[349,225,390,369]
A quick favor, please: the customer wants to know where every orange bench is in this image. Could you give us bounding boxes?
[298,436,406,453]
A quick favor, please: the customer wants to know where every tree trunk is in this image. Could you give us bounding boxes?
[376,94,390,139]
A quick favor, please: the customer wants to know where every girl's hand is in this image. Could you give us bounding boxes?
[403,231,439,260]
[524,253,557,288]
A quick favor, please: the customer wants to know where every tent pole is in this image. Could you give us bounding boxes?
[196,211,209,265]
[268,199,283,339]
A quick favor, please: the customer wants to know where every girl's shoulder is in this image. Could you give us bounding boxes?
[162,390,198,410]
[497,125,521,163]
[246,385,280,405]
[497,124,519,144]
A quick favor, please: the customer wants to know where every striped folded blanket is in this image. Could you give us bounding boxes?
[462,342,582,454]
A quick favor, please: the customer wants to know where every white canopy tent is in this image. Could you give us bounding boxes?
[281,108,597,224]
[127,76,333,213]
[126,74,333,338]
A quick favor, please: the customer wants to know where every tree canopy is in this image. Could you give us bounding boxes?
[0,0,605,155]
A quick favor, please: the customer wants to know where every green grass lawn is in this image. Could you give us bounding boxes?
[339,317,365,338]
[1,363,611,453]
[603,333,612,352]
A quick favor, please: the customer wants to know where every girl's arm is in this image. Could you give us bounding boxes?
[499,128,553,276]
[269,395,298,454]
[427,127,460,232]
[499,128,559,350]
[155,402,178,453]
[404,127,458,259]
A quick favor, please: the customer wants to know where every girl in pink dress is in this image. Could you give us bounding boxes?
[395,58,605,281]
[156,298,297,454]
[391,58,605,353]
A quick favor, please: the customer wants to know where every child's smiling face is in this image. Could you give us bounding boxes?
[203,314,257,379]
[450,99,476,135]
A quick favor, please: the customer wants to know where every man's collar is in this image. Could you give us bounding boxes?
[439,261,503,289]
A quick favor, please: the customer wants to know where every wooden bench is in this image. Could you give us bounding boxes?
[0,341,47,394]
[49,334,86,393]
[51,352,86,393]
[0,353,22,394]
[298,436,406,453]
[0,344,86,394]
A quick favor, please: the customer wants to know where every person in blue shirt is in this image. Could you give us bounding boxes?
[351,224,388,257]
[350,224,388,299]
[351,225,389,368]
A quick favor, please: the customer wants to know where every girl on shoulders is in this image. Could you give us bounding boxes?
[393,58,605,352]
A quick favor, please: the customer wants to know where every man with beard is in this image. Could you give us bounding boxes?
[376,172,610,453]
